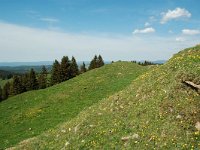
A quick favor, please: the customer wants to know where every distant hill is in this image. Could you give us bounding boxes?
[0,70,16,87]
[0,61,111,73]
[0,65,52,74]
[0,61,112,67]
[136,60,166,64]
[0,61,53,67]
[0,60,164,74]
[5,45,200,150]
[0,70,19,79]
[152,60,166,64]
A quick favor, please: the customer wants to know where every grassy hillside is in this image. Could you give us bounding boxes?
[8,45,200,149]
[0,62,148,149]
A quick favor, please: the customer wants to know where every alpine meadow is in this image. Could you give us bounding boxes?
[0,0,200,150]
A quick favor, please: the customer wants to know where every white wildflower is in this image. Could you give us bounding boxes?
[176,114,182,119]
[195,122,200,131]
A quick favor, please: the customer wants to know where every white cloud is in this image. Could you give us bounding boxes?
[175,37,185,42]
[161,8,191,24]
[40,17,59,23]
[0,22,199,62]
[133,27,155,34]
[144,22,150,27]
[182,29,200,35]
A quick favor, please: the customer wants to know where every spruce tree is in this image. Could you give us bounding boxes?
[12,76,23,95]
[2,85,9,100]
[88,59,94,70]
[0,86,2,102]
[70,56,79,78]
[6,82,11,96]
[51,60,61,85]
[41,65,48,75]
[60,56,70,82]
[89,55,98,70]
[97,55,104,67]
[38,66,48,89]
[28,69,38,90]
[19,75,26,93]
[94,55,98,68]
[80,62,87,73]
[9,83,14,96]
[21,73,29,91]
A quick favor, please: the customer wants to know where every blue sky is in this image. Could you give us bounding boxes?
[0,0,200,61]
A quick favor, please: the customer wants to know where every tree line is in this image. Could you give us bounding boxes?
[0,55,104,102]
[131,60,156,66]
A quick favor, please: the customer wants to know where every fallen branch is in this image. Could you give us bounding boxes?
[184,81,200,90]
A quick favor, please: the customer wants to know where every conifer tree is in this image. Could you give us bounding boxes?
[70,56,79,78]
[9,83,14,96]
[2,84,9,100]
[0,86,2,102]
[89,55,98,70]
[60,56,70,81]
[80,62,87,73]
[19,75,26,93]
[51,60,61,85]
[97,55,104,67]
[88,59,94,70]
[93,55,98,68]
[38,75,46,89]
[12,75,23,95]
[6,82,11,96]
[21,73,29,91]
[41,65,48,75]
[38,66,48,89]
[28,69,38,90]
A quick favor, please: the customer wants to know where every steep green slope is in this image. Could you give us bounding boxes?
[0,62,148,149]
[9,45,200,149]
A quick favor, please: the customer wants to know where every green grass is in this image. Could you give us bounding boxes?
[8,45,200,149]
[0,62,148,149]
